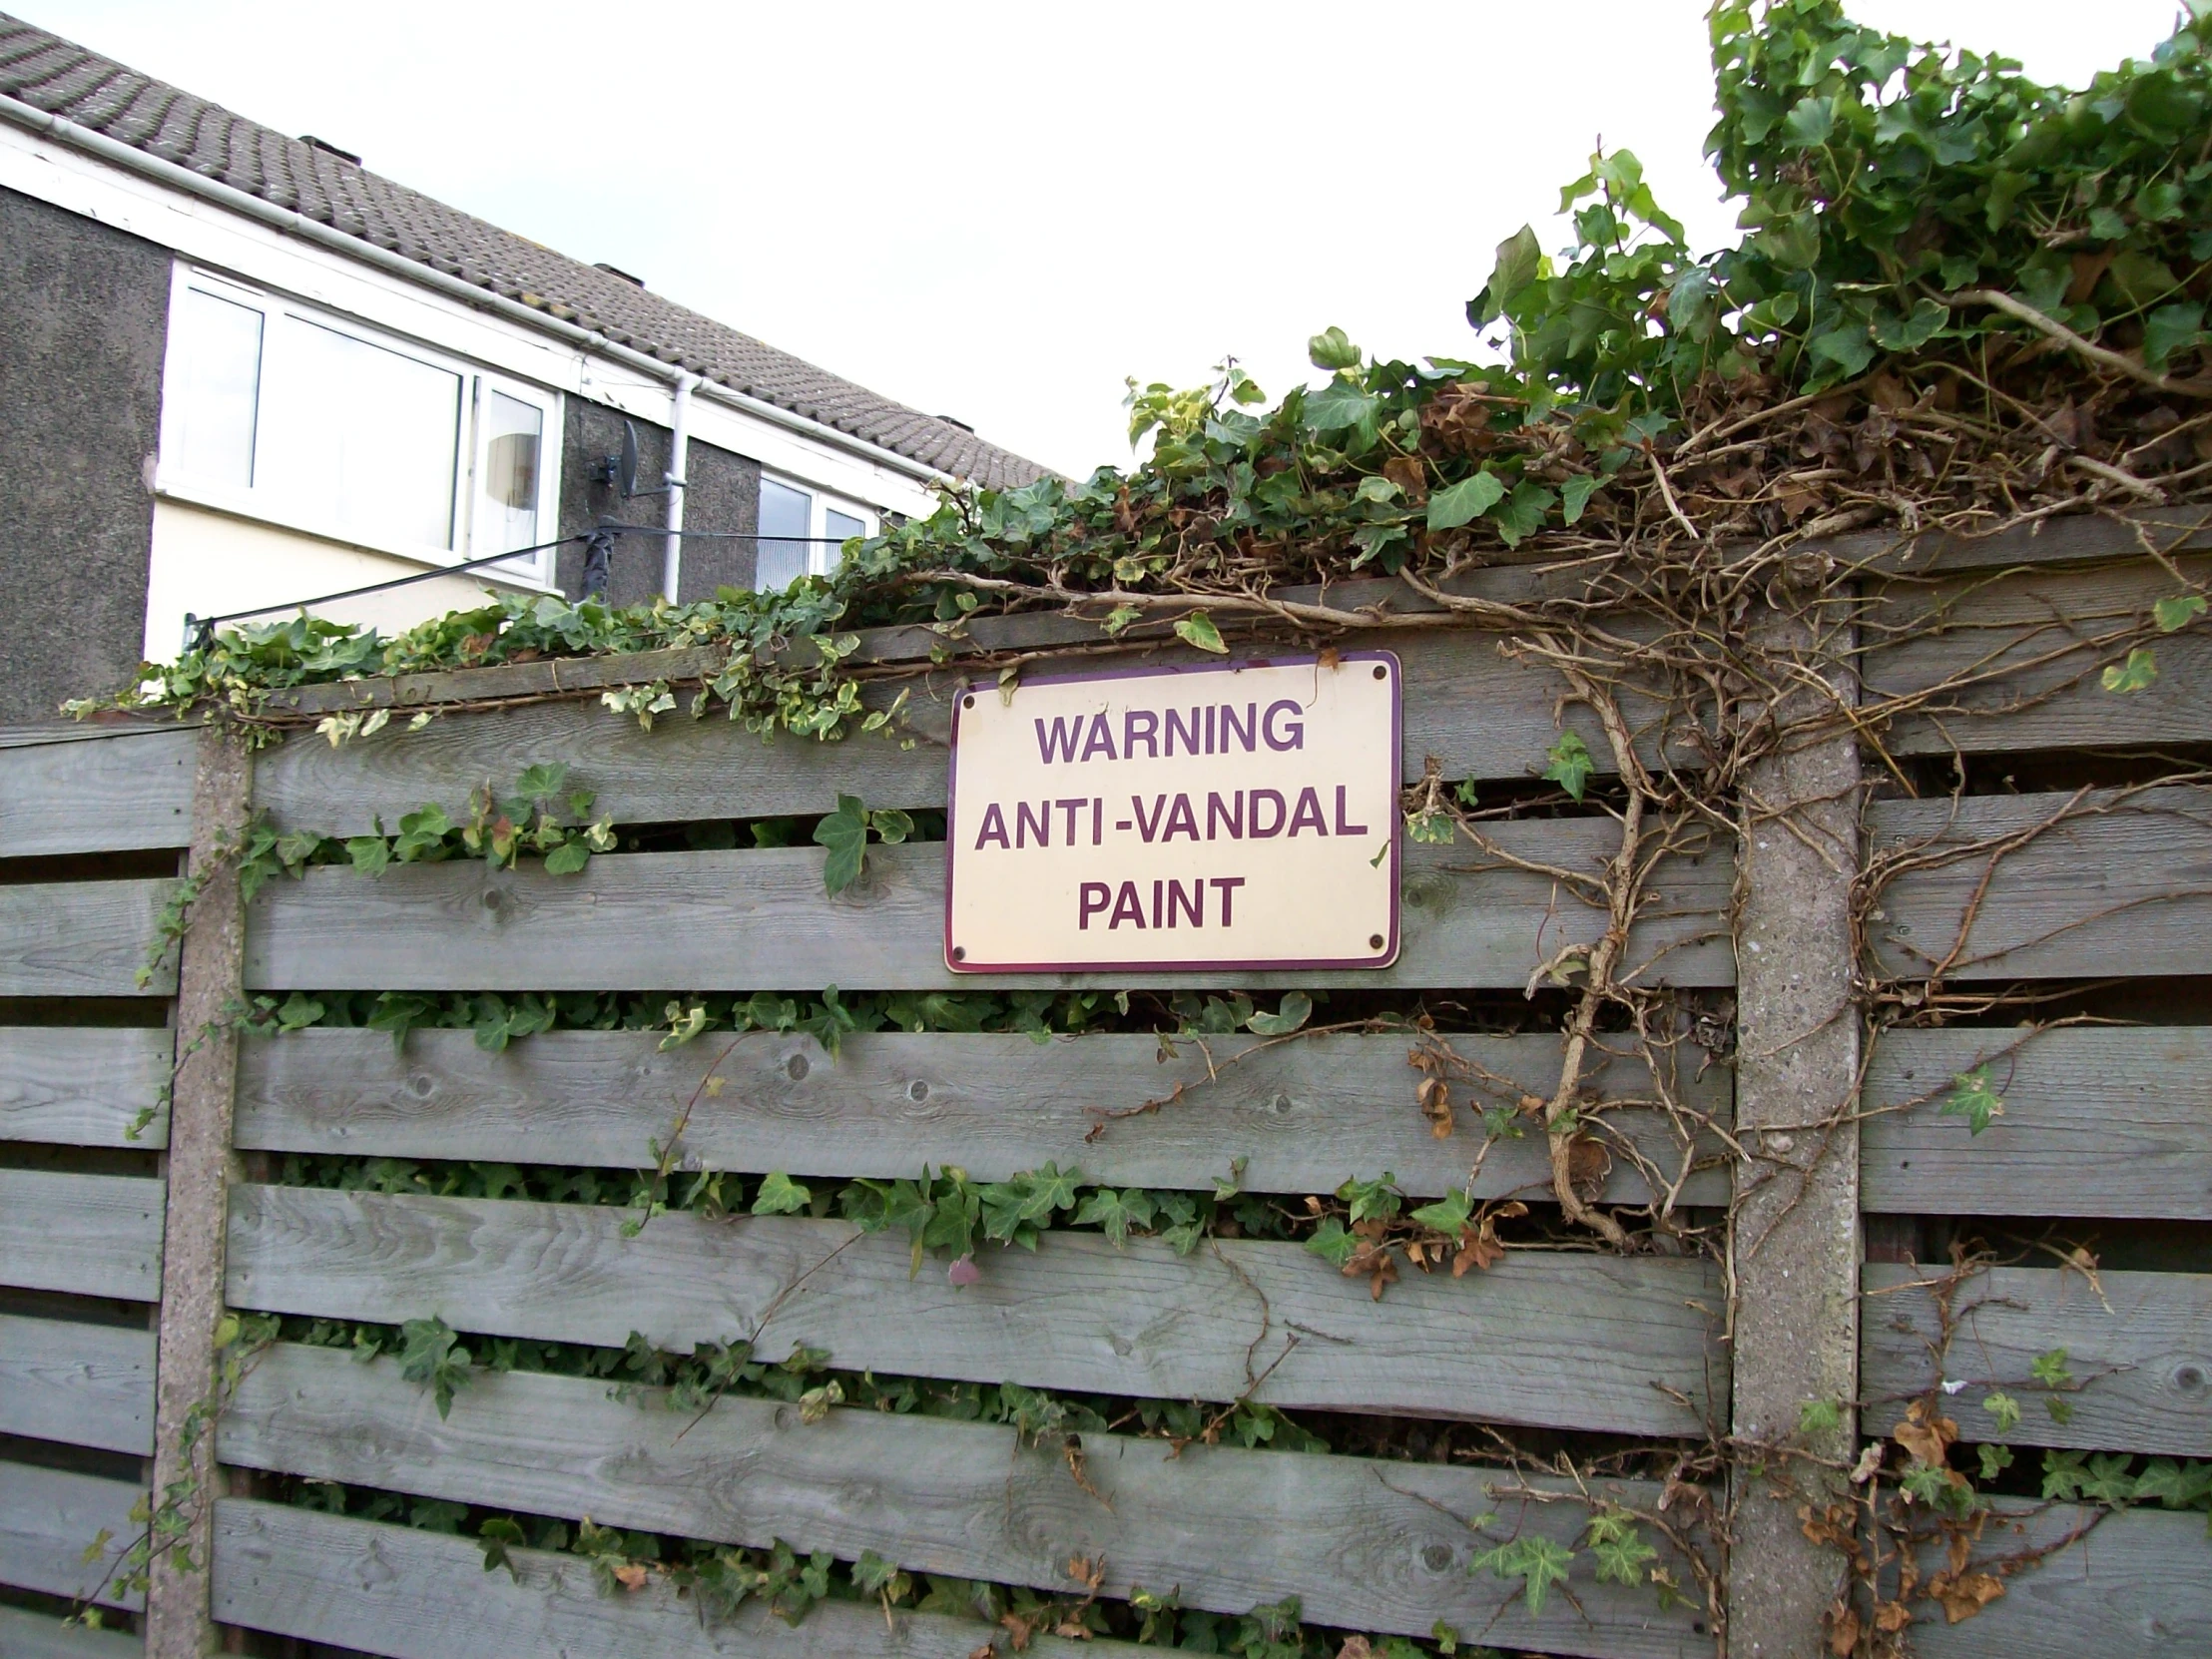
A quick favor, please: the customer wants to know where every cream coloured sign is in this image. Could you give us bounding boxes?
[944,653,1401,972]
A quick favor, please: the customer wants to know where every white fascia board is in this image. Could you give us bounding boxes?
[0,121,944,521]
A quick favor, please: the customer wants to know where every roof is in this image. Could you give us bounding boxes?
[0,13,1051,490]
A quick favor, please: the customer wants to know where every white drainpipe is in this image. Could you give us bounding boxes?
[662,372,696,601]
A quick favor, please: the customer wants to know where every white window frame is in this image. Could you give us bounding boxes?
[155,263,563,587]
[757,470,877,585]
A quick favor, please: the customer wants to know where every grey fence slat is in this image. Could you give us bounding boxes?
[213,1499,1144,1659]
[0,1171,165,1302]
[1862,1263,2212,1456]
[1863,1027,2212,1219]
[227,1185,1720,1436]
[0,1314,157,1456]
[251,699,947,838]
[235,1027,1731,1206]
[0,1028,172,1150]
[0,1605,141,1659]
[1868,787,2212,981]
[1907,1500,2212,1658]
[242,832,1735,993]
[0,880,177,998]
[251,631,1638,837]
[0,727,196,855]
[1842,506,2212,578]
[222,1344,1709,1659]
[0,1460,144,1610]
[1868,557,2212,757]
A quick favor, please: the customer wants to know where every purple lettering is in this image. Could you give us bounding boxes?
[1287,786,1328,837]
[1079,712,1118,763]
[1262,699,1305,752]
[1166,878,1203,927]
[974,803,1010,850]
[1124,709,1160,759]
[1161,793,1199,841]
[1034,716,1082,765]
[1078,881,1110,929]
[1151,878,1163,929]
[1204,705,1217,754]
[1109,880,1147,929]
[1016,801,1050,848]
[1165,707,1202,757]
[1131,794,1169,841]
[1249,788,1287,837]
[1206,791,1244,840]
[1092,798,1103,844]
[1219,702,1257,753]
[1056,798,1087,843]
[1335,785,1369,835]
[1209,875,1245,926]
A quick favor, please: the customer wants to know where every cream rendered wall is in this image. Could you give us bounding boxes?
[142,499,544,664]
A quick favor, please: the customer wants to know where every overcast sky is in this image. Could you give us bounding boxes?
[30,1,2191,478]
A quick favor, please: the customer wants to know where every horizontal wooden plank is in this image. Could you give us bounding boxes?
[0,880,177,999]
[214,1499,1144,1659]
[0,1460,143,1610]
[262,645,726,718]
[0,1605,141,1659]
[252,630,1657,837]
[228,1185,1721,1437]
[1868,787,2212,982]
[243,831,1735,993]
[0,1027,172,1150]
[1864,1263,2212,1456]
[1867,556,2212,757]
[1907,1499,2212,1658]
[1864,1026,2212,1219]
[1841,505,2212,579]
[0,1171,164,1302]
[222,1343,1711,1658]
[236,1027,1731,1206]
[0,727,196,856]
[0,1314,156,1455]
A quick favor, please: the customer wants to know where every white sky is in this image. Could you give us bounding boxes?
[29,1,2192,478]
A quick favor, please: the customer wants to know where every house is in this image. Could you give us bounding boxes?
[0,12,1047,724]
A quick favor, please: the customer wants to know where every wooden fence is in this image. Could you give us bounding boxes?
[3,514,2211,1657]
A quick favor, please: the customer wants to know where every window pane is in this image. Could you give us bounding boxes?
[757,478,813,590]
[478,389,542,555]
[264,315,460,550]
[165,285,263,488]
[822,508,864,573]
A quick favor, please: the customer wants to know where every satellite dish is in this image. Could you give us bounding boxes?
[618,420,640,497]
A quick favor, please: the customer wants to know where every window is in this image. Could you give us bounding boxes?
[157,267,560,583]
[756,476,875,591]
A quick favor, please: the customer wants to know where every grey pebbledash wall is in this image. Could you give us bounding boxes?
[554,399,763,607]
[0,185,170,724]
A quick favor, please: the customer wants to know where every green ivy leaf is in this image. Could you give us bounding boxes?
[1408,1189,1471,1236]
[1303,1217,1359,1269]
[1470,1535,1575,1616]
[1983,1390,2022,1434]
[1073,1187,1155,1246]
[1425,470,1506,533]
[1174,611,1228,654]
[1306,325,1363,371]
[1543,730,1594,801]
[2101,647,2158,693]
[813,795,869,895]
[1247,992,1313,1036]
[753,1172,813,1215]
[1560,474,1601,525]
[1941,1067,2004,1135]
[543,839,592,876]
[2154,593,2206,633]
[345,835,391,878]
[1303,375,1380,433]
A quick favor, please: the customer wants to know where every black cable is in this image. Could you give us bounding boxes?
[184,522,872,645]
